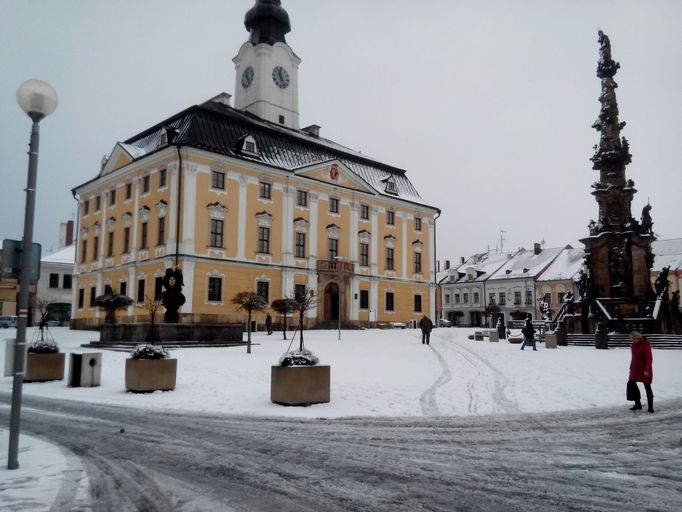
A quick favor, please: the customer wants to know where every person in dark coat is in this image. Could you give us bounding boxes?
[520,318,537,351]
[628,330,654,412]
[265,313,273,335]
[418,315,433,345]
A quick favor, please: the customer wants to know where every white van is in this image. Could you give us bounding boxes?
[0,316,18,328]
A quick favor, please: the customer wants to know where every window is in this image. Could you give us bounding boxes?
[489,293,495,305]
[328,238,338,261]
[414,252,422,273]
[140,222,148,249]
[414,295,422,313]
[120,281,127,296]
[90,286,97,307]
[385,292,395,311]
[455,293,460,304]
[414,217,422,231]
[158,217,166,245]
[208,277,222,301]
[125,183,132,200]
[385,179,397,194]
[78,288,84,309]
[514,291,522,305]
[212,171,225,190]
[257,281,269,302]
[159,169,167,188]
[360,243,369,267]
[473,292,479,304]
[386,211,395,225]
[154,277,163,300]
[107,232,114,257]
[123,227,130,253]
[558,292,566,304]
[142,176,150,194]
[92,236,99,260]
[83,200,89,215]
[543,293,552,305]
[499,292,506,306]
[385,247,394,270]
[360,204,369,220]
[294,284,306,302]
[110,189,116,206]
[295,233,306,258]
[63,275,72,289]
[463,293,469,304]
[297,190,307,207]
[258,227,270,253]
[526,290,533,304]
[445,294,450,304]
[244,140,255,153]
[259,181,271,199]
[137,279,145,302]
[95,195,101,211]
[329,198,339,213]
[81,240,87,263]
[360,290,369,309]
[49,273,59,288]
[278,115,285,124]
[209,219,223,248]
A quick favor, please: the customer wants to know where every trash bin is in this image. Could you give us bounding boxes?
[488,330,499,342]
[68,352,102,387]
[545,332,558,349]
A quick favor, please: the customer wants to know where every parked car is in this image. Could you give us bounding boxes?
[437,318,452,327]
[0,315,18,328]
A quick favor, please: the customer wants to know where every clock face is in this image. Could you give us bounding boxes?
[271,66,290,89]
[241,66,254,89]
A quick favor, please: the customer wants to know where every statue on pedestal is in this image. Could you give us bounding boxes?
[161,267,186,323]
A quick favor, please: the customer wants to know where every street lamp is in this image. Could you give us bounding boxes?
[8,79,58,470]
[334,256,344,340]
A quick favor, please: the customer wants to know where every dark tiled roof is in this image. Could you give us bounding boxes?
[110,97,433,208]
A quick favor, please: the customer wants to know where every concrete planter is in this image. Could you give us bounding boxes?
[125,358,177,393]
[271,365,330,406]
[25,352,65,382]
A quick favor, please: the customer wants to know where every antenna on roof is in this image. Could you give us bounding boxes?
[499,230,506,252]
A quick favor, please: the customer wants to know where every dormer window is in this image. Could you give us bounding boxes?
[159,129,168,147]
[240,135,259,157]
[381,175,399,195]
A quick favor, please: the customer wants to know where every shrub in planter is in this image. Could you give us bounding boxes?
[125,344,176,393]
[278,348,319,367]
[272,348,329,406]
[25,339,64,382]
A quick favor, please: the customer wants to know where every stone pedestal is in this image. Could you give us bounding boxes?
[271,365,330,406]
[595,322,609,350]
[488,330,499,342]
[545,333,558,349]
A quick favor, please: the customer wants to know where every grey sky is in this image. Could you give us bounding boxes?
[1,0,680,263]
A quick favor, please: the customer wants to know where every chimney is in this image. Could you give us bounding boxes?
[534,243,542,255]
[211,92,232,106]
[437,260,441,272]
[445,260,450,270]
[59,220,74,248]
[66,220,74,246]
[460,256,465,264]
[302,124,321,137]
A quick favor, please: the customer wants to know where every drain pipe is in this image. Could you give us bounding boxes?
[174,145,183,267]
[433,209,441,322]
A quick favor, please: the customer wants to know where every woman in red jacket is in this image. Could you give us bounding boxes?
[628,331,654,413]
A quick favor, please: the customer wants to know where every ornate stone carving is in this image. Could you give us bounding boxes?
[358,230,371,243]
[412,240,424,253]
[106,217,116,231]
[384,235,396,249]
[122,212,132,228]
[155,200,168,217]
[327,223,342,238]
[293,217,309,233]
[256,211,273,227]
[139,206,150,222]
[207,202,228,219]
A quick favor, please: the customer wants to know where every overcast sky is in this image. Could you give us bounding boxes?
[1,0,680,264]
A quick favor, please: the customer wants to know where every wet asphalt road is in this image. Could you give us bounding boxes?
[2,393,681,512]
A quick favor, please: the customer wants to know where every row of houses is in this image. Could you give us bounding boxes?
[438,240,682,328]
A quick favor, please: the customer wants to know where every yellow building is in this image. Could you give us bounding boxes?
[71,0,439,328]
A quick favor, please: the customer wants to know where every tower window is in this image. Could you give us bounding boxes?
[279,115,285,124]
[259,182,271,199]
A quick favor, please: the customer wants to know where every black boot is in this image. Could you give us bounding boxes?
[645,384,654,413]
[630,401,642,411]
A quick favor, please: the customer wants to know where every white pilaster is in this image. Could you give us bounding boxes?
[370,206,379,275]
[349,201,359,264]
[182,259,195,313]
[237,174,248,259]
[401,212,408,279]
[167,163,178,250]
[181,164,197,254]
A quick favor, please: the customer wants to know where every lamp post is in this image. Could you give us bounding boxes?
[334,256,344,340]
[8,79,58,470]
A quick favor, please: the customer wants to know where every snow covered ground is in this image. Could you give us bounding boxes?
[2,326,682,511]
[1,326,681,419]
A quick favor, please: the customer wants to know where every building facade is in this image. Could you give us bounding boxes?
[71,1,439,328]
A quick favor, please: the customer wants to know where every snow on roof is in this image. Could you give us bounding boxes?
[441,252,515,284]
[488,247,565,280]
[41,245,75,265]
[537,248,585,281]
[651,238,682,271]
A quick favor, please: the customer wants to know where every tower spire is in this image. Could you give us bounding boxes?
[244,0,291,46]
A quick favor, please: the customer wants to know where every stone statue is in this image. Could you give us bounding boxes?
[655,266,670,297]
[537,297,551,321]
[161,267,186,323]
[577,269,591,301]
[564,290,576,315]
[640,204,653,234]
[672,290,680,312]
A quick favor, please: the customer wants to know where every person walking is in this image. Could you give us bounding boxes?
[418,315,433,345]
[627,330,654,413]
[520,318,537,351]
[265,313,273,335]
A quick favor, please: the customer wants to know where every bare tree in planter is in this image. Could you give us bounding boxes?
[270,298,298,340]
[34,296,55,342]
[141,296,163,343]
[291,289,316,351]
[231,291,268,354]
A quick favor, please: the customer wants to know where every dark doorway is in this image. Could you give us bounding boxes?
[324,282,339,321]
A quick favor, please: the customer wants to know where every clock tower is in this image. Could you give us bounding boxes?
[233,0,301,129]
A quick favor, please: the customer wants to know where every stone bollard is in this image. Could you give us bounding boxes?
[489,330,499,342]
[545,332,558,349]
[595,322,609,350]
[556,320,568,346]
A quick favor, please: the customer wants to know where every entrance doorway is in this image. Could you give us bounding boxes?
[323,282,339,321]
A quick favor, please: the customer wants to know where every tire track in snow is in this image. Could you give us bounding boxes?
[419,344,451,416]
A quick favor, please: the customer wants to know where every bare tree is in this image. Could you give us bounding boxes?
[35,296,55,342]
[291,289,317,351]
[270,298,297,340]
[231,291,268,354]
[141,296,163,343]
